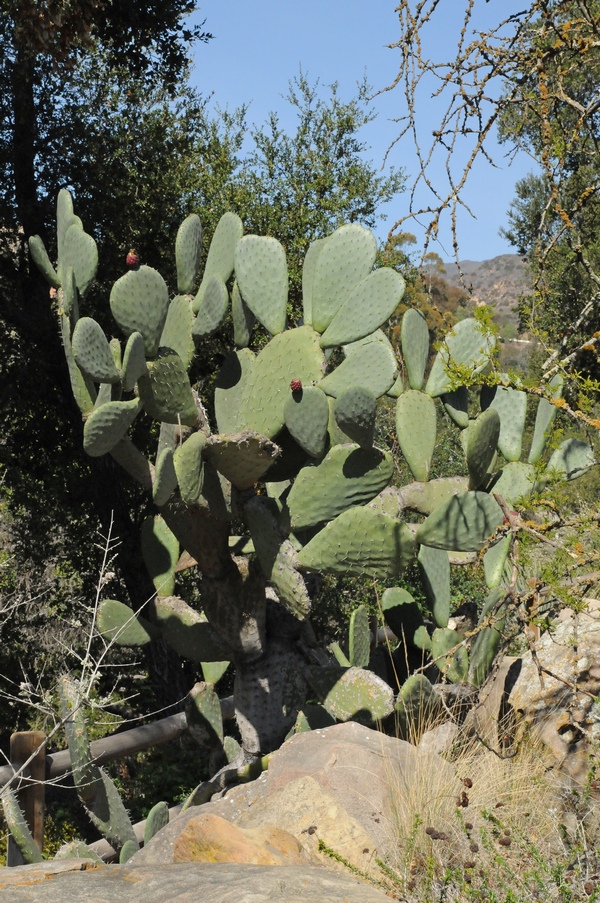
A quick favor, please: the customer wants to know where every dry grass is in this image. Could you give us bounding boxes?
[381,719,600,902]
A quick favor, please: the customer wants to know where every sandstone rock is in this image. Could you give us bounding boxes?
[172,813,308,865]
[132,720,461,880]
[467,604,600,787]
[0,862,394,902]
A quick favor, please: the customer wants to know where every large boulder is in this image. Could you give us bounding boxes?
[133,720,461,880]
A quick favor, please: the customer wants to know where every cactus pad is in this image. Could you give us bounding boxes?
[431,627,468,683]
[173,432,206,504]
[396,390,437,482]
[401,308,430,390]
[334,387,377,448]
[235,235,288,335]
[72,316,121,384]
[302,236,327,326]
[185,681,224,748]
[97,598,159,645]
[466,408,500,489]
[192,273,229,338]
[311,224,377,333]
[231,280,255,348]
[193,211,243,312]
[283,385,330,458]
[287,444,394,530]
[239,325,326,439]
[155,596,233,662]
[442,387,470,429]
[28,234,60,287]
[214,348,255,435]
[484,383,527,462]
[483,534,511,588]
[306,665,395,724]
[204,431,280,490]
[138,349,198,426]
[416,491,504,551]
[319,267,405,347]
[528,374,563,464]
[349,605,371,669]
[141,515,179,597]
[418,544,451,628]
[425,317,496,397]
[110,265,169,358]
[297,504,414,577]
[318,335,397,398]
[83,397,143,457]
[121,331,147,392]
[544,438,595,482]
[176,213,202,294]
[491,461,535,505]
[160,295,195,367]
[381,587,425,644]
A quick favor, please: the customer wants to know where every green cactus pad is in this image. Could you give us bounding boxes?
[235,235,288,335]
[60,314,96,414]
[381,587,425,644]
[287,444,394,530]
[28,234,60,287]
[1,786,43,864]
[110,265,170,358]
[214,348,255,435]
[294,705,337,733]
[334,387,377,448]
[425,317,496,397]
[176,213,202,294]
[239,325,326,439]
[121,331,147,392]
[318,336,397,398]
[72,316,121,384]
[491,461,536,505]
[311,224,377,333]
[343,327,395,358]
[201,660,230,685]
[231,281,255,348]
[544,438,595,482]
[465,408,500,489]
[97,598,159,645]
[327,396,355,447]
[306,665,395,724]
[348,605,371,668]
[185,681,224,748]
[192,273,229,338]
[62,222,98,297]
[173,432,206,504]
[141,515,179,597]
[55,841,103,863]
[395,674,441,738]
[283,385,330,458]
[56,189,80,280]
[193,211,243,312]
[138,349,198,426]
[94,381,113,408]
[416,491,504,552]
[484,383,527,462]
[83,397,143,457]
[262,428,309,482]
[387,374,404,398]
[396,390,437,482]
[245,496,311,618]
[528,374,563,464]
[330,642,351,667]
[431,627,468,683]
[302,236,328,326]
[297,505,415,578]
[401,308,430,390]
[319,267,405,347]
[468,586,507,687]
[62,264,79,320]
[155,596,233,662]
[204,431,280,490]
[483,534,511,588]
[418,544,451,628]
[442,387,470,429]
[159,295,195,367]
[400,476,469,515]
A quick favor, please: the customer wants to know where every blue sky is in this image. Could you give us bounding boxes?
[190,1,533,262]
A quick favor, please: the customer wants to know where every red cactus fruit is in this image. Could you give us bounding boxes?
[290,378,303,393]
[126,249,139,268]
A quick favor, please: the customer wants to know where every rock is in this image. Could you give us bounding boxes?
[0,862,394,902]
[172,813,308,865]
[132,721,460,880]
[467,604,600,787]
[418,721,458,755]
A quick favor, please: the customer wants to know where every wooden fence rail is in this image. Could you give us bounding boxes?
[1,695,234,865]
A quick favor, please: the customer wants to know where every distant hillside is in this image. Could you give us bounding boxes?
[441,254,531,333]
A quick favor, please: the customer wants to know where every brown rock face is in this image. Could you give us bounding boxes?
[173,813,307,866]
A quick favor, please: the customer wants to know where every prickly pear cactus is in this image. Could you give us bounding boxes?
[29,191,594,783]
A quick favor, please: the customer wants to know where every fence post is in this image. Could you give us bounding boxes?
[7,731,46,866]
